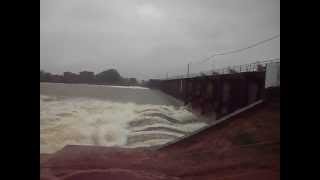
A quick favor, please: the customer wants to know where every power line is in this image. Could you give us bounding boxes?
[195,34,280,64]
[163,57,280,80]
[164,34,280,79]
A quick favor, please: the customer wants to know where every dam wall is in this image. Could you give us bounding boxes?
[148,71,266,119]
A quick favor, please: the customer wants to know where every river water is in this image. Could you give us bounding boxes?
[40,83,207,153]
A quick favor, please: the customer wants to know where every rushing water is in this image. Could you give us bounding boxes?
[40,83,207,153]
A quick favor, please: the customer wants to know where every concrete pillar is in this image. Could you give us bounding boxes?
[248,81,259,104]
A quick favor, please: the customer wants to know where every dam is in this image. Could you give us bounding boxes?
[147,59,279,119]
[40,60,280,180]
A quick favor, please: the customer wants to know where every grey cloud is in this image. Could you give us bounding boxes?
[41,0,279,80]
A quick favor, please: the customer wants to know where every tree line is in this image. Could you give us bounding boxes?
[40,69,138,86]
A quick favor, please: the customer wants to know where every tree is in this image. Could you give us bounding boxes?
[40,70,52,82]
[96,69,122,84]
[40,70,45,81]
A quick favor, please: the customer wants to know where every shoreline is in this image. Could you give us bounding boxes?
[40,82,149,89]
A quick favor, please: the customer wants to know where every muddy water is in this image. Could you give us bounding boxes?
[40,83,207,153]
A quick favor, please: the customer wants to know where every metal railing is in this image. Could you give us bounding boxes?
[163,58,280,80]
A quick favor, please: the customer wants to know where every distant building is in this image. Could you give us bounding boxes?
[128,78,137,85]
[51,74,63,83]
[79,71,95,83]
[63,72,78,83]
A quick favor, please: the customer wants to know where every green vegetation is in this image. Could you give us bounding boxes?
[40,69,139,86]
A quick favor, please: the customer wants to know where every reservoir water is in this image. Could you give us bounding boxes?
[40,83,207,153]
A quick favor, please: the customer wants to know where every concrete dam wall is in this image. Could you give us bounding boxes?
[148,71,266,119]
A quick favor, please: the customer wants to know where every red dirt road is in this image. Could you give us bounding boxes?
[41,101,280,180]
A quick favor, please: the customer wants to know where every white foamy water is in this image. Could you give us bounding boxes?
[40,94,207,153]
[105,85,150,90]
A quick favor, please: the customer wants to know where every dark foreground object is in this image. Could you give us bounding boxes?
[41,101,279,180]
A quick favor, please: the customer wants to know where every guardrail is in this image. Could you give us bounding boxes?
[163,58,280,80]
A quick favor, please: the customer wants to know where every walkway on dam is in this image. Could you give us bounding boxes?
[40,98,280,180]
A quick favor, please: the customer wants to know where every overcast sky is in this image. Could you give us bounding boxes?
[40,0,279,80]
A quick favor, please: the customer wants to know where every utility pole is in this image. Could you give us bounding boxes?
[187,63,190,78]
[166,72,168,80]
[212,59,218,74]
